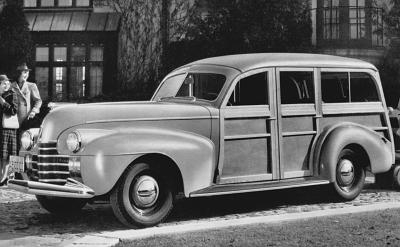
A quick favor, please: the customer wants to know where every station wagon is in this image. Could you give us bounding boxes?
[8,53,398,228]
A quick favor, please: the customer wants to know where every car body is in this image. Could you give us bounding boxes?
[9,53,396,228]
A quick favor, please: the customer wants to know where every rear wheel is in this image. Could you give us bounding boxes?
[36,195,87,215]
[110,162,174,228]
[332,148,366,200]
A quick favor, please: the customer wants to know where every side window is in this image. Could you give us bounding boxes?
[228,72,268,106]
[350,72,379,102]
[280,71,314,104]
[321,72,349,103]
[321,72,379,103]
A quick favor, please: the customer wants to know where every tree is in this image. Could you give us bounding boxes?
[379,0,400,107]
[166,0,312,70]
[0,3,33,77]
[100,0,193,97]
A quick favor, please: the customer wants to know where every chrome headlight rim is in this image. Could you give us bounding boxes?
[21,130,34,150]
[66,131,82,153]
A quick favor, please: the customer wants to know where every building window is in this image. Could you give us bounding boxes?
[53,67,67,100]
[54,47,67,62]
[24,0,37,7]
[58,0,72,6]
[90,47,103,61]
[34,44,104,101]
[349,0,366,39]
[76,0,90,6]
[90,66,103,97]
[41,0,55,7]
[70,66,86,99]
[323,0,339,40]
[36,47,49,61]
[71,47,86,62]
[35,67,49,101]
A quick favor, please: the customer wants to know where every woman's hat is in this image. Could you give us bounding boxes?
[0,74,9,82]
[16,63,31,71]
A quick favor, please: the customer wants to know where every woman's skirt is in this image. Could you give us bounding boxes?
[1,128,17,160]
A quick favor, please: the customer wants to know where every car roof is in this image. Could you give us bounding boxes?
[182,53,377,72]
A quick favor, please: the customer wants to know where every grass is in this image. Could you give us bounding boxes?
[117,208,400,247]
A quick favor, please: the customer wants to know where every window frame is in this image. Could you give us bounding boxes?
[222,68,273,112]
[320,68,384,115]
[33,42,104,101]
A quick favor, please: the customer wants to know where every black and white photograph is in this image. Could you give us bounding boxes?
[1,0,400,246]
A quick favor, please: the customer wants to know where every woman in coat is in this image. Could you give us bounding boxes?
[0,74,18,185]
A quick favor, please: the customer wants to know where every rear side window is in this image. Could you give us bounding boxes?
[321,72,349,103]
[350,72,379,102]
[321,72,379,103]
[280,71,314,104]
[228,72,268,106]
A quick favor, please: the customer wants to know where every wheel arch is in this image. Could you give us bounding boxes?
[131,153,184,195]
[312,122,393,182]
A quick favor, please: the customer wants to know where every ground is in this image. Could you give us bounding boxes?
[0,178,399,246]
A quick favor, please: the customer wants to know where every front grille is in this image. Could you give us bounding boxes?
[35,142,70,185]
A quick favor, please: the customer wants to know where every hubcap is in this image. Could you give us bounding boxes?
[132,175,159,208]
[337,159,355,186]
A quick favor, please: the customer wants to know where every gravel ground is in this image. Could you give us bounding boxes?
[0,177,399,246]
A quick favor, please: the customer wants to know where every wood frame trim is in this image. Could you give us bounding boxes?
[217,67,277,184]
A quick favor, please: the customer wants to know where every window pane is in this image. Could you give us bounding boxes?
[70,66,86,99]
[280,71,314,104]
[53,67,67,101]
[54,47,67,62]
[71,47,86,62]
[228,72,268,106]
[58,0,72,6]
[24,0,37,7]
[350,73,379,102]
[41,0,54,6]
[76,0,90,6]
[35,67,48,101]
[90,66,103,97]
[153,74,186,100]
[90,47,103,61]
[321,72,349,103]
[36,47,49,61]
[176,73,226,101]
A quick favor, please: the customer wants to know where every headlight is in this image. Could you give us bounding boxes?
[21,131,34,150]
[66,131,82,153]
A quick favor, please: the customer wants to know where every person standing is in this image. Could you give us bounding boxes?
[0,75,18,185]
[11,63,42,132]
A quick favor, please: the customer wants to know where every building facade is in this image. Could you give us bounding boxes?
[311,0,391,65]
[22,0,119,101]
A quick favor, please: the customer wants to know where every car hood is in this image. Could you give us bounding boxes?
[40,101,212,141]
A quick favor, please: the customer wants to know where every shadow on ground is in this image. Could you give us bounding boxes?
[0,182,380,239]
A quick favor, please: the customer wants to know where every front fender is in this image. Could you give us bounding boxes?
[63,128,216,196]
[316,123,393,182]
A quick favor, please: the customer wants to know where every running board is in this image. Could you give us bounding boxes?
[190,179,330,197]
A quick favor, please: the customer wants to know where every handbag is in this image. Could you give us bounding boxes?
[2,113,19,129]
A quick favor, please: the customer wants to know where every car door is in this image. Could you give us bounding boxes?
[217,68,279,184]
[276,68,318,179]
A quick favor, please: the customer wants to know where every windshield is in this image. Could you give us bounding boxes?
[153,73,226,102]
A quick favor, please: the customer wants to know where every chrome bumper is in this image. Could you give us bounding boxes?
[8,178,95,199]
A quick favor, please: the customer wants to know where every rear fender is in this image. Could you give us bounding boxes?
[314,123,393,182]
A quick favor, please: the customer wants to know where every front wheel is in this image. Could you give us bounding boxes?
[110,162,174,228]
[332,148,366,201]
[36,195,87,215]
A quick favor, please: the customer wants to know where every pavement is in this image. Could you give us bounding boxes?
[1,176,400,247]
